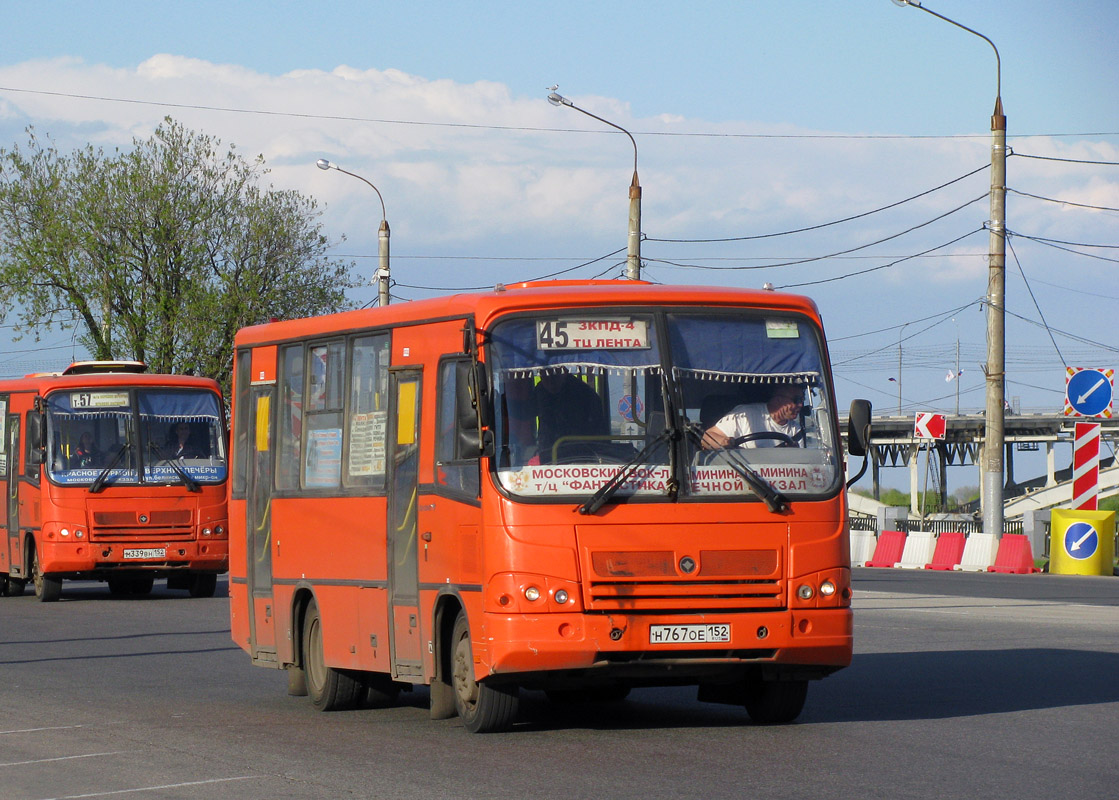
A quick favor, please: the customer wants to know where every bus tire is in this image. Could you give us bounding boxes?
[107,577,131,596]
[7,577,26,596]
[131,575,155,595]
[362,675,401,709]
[188,573,218,598]
[31,547,62,603]
[451,611,518,733]
[302,599,362,712]
[743,678,808,725]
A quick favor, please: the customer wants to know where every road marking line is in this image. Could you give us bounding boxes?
[0,752,123,768]
[37,775,260,800]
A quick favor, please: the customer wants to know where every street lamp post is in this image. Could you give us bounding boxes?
[893,0,1006,539]
[316,158,391,307]
[547,87,642,280]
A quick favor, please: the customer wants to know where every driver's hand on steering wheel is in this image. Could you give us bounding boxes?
[701,426,731,450]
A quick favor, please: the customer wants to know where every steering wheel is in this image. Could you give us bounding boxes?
[726,431,796,448]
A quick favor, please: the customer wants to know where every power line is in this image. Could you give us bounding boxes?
[647,195,987,273]
[1012,151,1119,167]
[645,164,989,244]
[1008,231,1119,263]
[777,228,985,289]
[1008,188,1119,213]
[1,85,1117,142]
[1007,238,1066,370]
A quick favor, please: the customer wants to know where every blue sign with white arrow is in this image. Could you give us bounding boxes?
[1063,521,1099,560]
[1066,368,1113,417]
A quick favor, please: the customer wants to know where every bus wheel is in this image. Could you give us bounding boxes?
[131,576,154,595]
[451,611,518,733]
[7,577,26,596]
[31,547,62,603]
[302,599,362,712]
[743,678,808,725]
[362,675,401,709]
[188,573,217,598]
[107,577,131,596]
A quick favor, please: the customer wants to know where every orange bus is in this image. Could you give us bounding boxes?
[228,281,870,732]
[0,361,229,601]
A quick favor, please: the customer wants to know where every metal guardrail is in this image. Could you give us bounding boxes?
[848,513,1024,536]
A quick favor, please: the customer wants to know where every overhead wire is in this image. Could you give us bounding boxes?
[2,84,1116,142]
[1012,151,1119,167]
[645,163,990,244]
[776,228,985,289]
[1006,236,1066,369]
[1007,188,1119,214]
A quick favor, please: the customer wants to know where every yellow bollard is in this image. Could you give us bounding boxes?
[1049,509,1115,576]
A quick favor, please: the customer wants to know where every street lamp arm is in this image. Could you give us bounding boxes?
[547,90,639,178]
[893,0,1001,102]
[316,158,387,222]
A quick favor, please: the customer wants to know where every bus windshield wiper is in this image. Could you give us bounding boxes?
[686,423,790,514]
[578,428,675,516]
[148,441,201,493]
[89,442,130,494]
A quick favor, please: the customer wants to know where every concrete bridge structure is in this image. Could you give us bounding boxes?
[845,412,1119,520]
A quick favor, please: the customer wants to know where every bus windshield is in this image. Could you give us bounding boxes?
[488,310,840,502]
[46,387,227,488]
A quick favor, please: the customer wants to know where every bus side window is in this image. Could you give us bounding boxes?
[435,358,480,499]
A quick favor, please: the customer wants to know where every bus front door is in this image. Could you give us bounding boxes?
[2,413,18,585]
[245,386,277,662]
[387,369,423,678]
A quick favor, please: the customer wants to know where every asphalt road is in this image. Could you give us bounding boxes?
[2,569,1117,799]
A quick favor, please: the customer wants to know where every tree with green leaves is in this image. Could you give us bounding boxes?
[0,118,357,393]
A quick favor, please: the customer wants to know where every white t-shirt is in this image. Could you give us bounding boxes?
[714,403,799,447]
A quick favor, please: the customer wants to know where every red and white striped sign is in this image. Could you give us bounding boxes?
[1073,421,1101,510]
[913,412,946,440]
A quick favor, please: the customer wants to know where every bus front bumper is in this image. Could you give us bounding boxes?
[37,537,228,574]
[478,607,852,682]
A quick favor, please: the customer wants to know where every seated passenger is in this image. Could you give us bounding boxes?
[534,369,608,460]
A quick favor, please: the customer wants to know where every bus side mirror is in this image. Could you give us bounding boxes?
[847,399,871,457]
[27,412,44,466]
[458,361,494,457]
[469,362,493,430]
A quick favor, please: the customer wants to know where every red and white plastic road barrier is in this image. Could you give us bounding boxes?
[1072,421,1101,510]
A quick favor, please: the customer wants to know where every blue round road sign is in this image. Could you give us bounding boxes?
[1067,369,1113,417]
[1063,521,1099,560]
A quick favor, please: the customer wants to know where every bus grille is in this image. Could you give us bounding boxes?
[90,509,194,541]
[585,549,784,611]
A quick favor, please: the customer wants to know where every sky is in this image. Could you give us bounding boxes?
[1,0,1117,490]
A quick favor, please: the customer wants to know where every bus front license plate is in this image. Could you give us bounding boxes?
[649,624,731,644]
[123,548,166,559]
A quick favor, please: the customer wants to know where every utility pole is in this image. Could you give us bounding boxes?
[894,0,1005,540]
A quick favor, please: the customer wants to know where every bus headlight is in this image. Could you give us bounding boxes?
[554,589,569,605]
[819,580,837,597]
[797,584,815,600]
[524,586,541,602]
